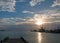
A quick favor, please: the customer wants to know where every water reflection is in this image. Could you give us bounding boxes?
[38,33,42,43]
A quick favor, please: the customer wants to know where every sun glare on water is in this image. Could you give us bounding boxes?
[38,33,42,43]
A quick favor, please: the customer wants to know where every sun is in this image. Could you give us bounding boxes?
[35,19,44,25]
[33,14,48,25]
[34,14,45,25]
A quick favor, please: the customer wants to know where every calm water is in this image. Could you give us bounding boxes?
[0,31,60,43]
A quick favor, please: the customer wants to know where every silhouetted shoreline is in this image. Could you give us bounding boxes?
[0,37,28,43]
[31,29,60,33]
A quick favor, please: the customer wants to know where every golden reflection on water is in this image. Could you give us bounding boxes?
[38,33,42,43]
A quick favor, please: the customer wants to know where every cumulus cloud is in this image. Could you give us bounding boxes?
[0,0,16,12]
[51,0,60,7]
[30,0,44,7]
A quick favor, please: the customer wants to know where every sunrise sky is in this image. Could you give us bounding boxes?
[0,0,60,27]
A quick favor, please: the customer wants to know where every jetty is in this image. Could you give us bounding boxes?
[0,37,28,43]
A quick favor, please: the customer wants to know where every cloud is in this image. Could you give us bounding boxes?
[32,10,60,23]
[0,17,27,25]
[0,8,60,25]
[22,10,34,14]
[39,9,60,23]
[0,0,16,12]
[30,0,44,7]
[33,14,60,23]
[51,0,60,7]
[42,14,60,23]
[0,17,37,26]
[0,13,60,26]
[22,9,60,23]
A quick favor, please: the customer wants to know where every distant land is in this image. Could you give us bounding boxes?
[31,28,60,33]
[0,30,6,31]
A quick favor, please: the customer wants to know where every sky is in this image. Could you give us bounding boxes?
[0,0,60,27]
